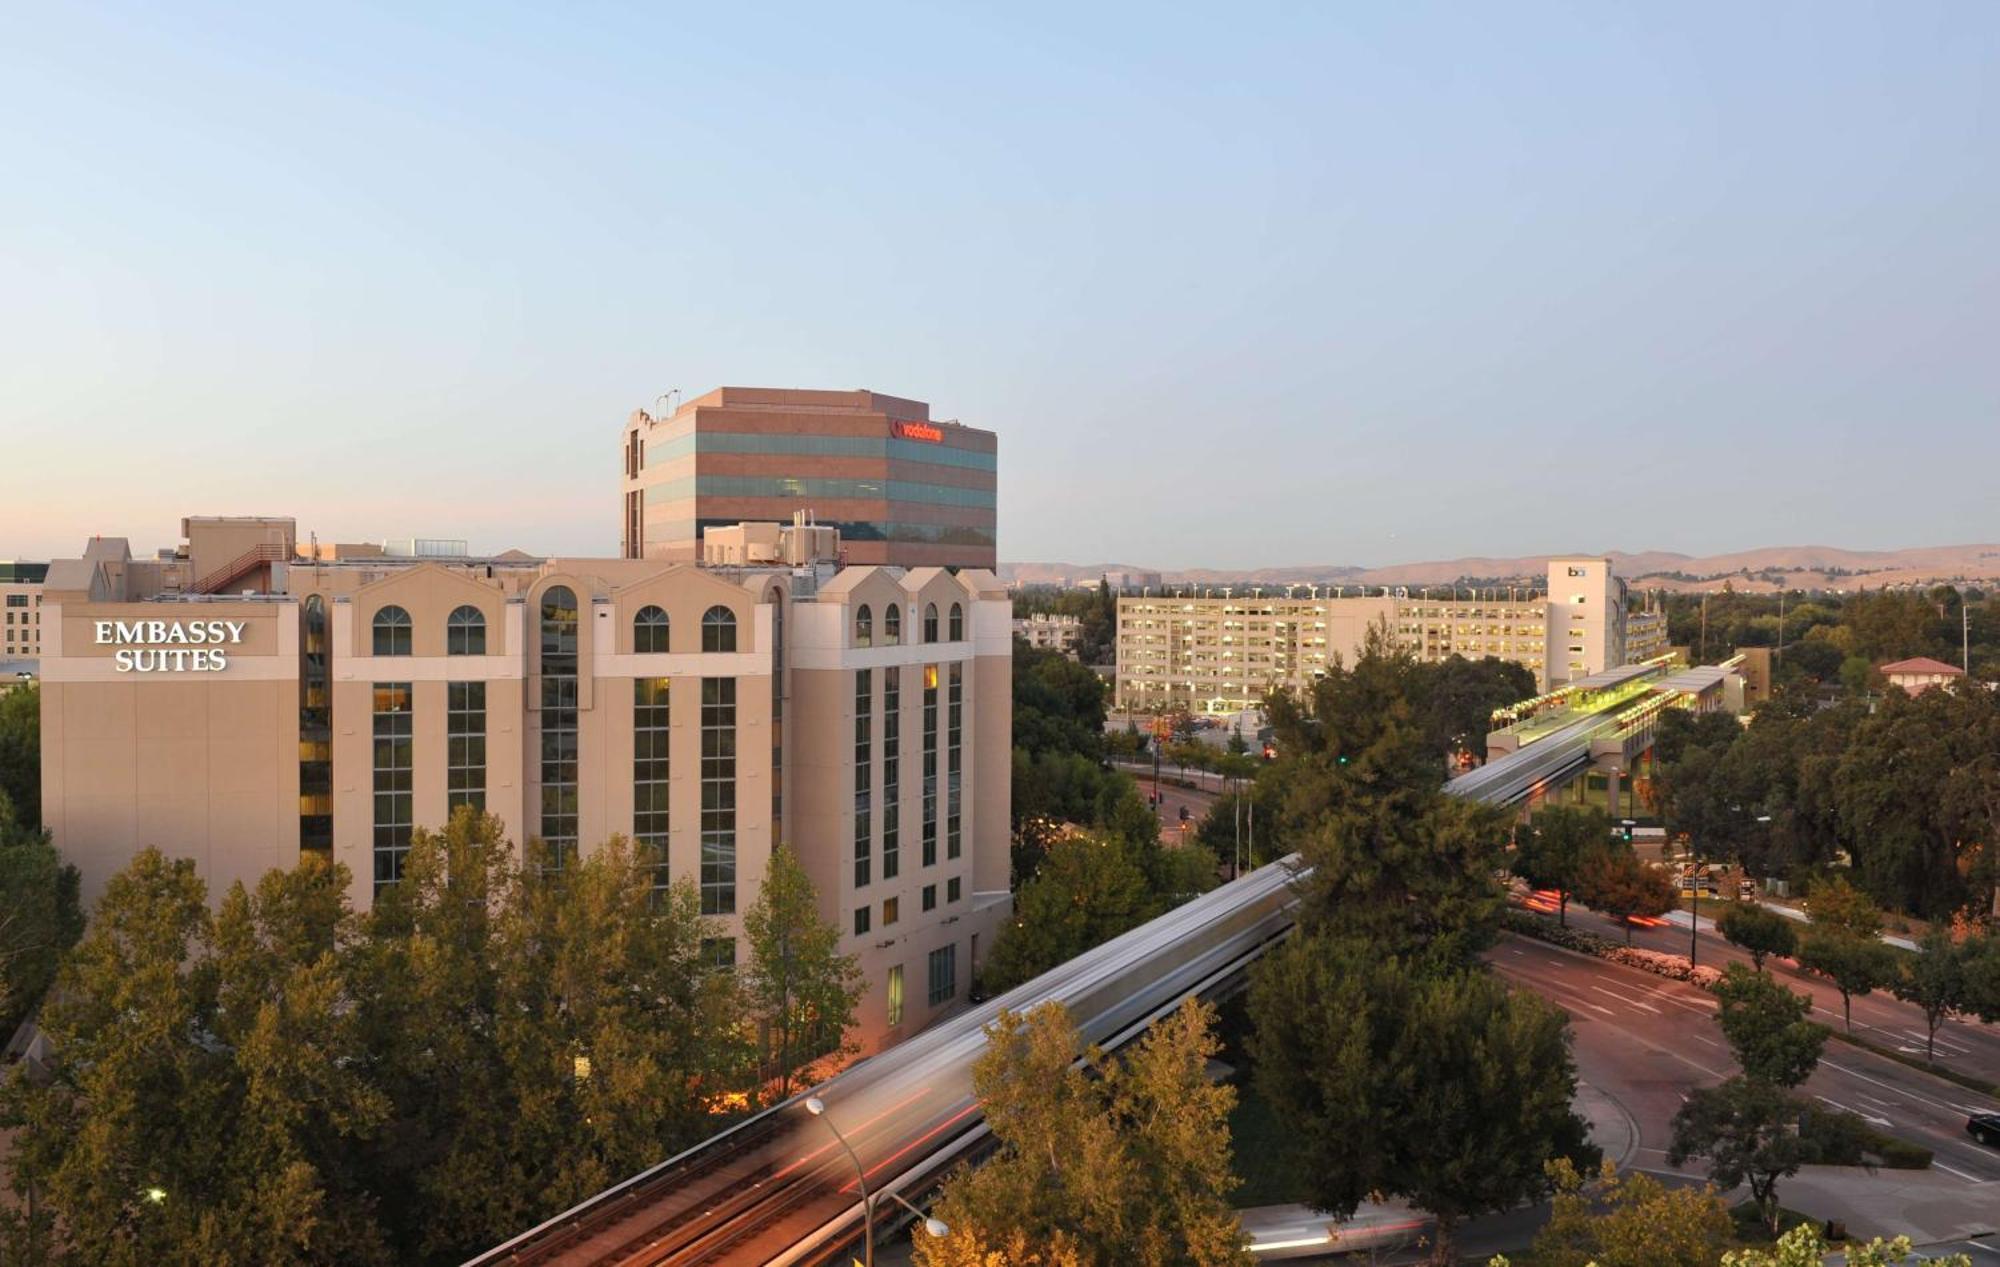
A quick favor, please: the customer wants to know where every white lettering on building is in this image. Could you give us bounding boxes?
[93,619,248,672]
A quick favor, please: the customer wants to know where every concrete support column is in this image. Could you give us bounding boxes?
[1606,766,1622,819]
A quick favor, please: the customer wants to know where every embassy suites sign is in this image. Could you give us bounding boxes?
[93,618,249,672]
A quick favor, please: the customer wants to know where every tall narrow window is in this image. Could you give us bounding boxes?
[947,662,962,861]
[854,668,872,888]
[700,677,737,914]
[702,605,737,653]
[635,677,670,891]
[447,605,486,655]
[372,682,413,895]
[922,664,939,867]
[882,667,901,880]
[884,604,901,645]
[448,681,486,813]
[887,964,904,1027]
[771,597,784,839]
[923,603,939,644]
[854,603,872,648]
[539,586,579,869]
[949,602,964,641]
[635,605,669,653]
[927,944,957,1006]
[299,595,332,854]
[373,605,412,656]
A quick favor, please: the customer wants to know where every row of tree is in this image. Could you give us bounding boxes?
[0,813,862,1266]
[1661,584,1999,682]
[0,685,85,1044]
[1653,683,2000,919]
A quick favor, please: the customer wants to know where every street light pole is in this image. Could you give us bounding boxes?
[806,1096,874,1267]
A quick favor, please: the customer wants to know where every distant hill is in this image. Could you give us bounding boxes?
[1001,545,2000,593]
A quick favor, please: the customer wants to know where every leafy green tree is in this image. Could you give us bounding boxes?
[743,844,864,1099]
[0,792,83,1036]
[1575,847,1676,944]
[920,1000,1251,1267]
[1248,937,1593,1265]
[1795,927,1897,1034]
[1803,874,1882,939]
[1711,964,1827,1088]
[1414,654,1537,762]
[1,849,393,1267]
[1891,928,1970,1063]
[1966,933,2000,1023]
[1667,1076,1806,1237]
[1716,902,1798,971]
[1512,805,1608,926]
[981,832,1155,994]
[1013,642,1109,762]
[1526,1157,1733,1267]
[0,683,38,828]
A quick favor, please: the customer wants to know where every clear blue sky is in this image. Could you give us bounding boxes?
[2,2,1995,568]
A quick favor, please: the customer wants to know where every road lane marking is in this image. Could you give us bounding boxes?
[1962,1240,1998,1256]
[1815,1095,1890,1128]
[1932,1160,1982,1183]
[1818,1058,1966,1115]
[1593,986,1661,1014]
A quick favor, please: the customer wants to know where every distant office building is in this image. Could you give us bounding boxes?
[38,514,1012,1050]
[1013,613,1083,656]
[620,387,997,571]
[1,561,47,663]
[1116,558,1653,713]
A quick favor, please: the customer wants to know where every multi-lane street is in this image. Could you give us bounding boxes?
[1537,894,2000,1087]
[1491,932,2000,1189]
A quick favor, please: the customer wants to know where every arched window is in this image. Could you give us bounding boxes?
[634,605,669,653]
[948,602,964,641]
[923,603,939,644]
[447,605,486,655]
[854,603,873,647]
[702,605,737,653]
[372,605,411,656]
[884,603,902,645]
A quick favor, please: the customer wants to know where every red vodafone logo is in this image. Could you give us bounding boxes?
[893,421,943,443]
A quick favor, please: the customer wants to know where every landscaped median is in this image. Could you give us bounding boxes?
[1504,908,1725,989]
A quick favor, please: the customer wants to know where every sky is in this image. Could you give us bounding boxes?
[1,2,1995,570]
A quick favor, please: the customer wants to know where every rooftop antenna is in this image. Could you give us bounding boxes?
[654,388,682,418]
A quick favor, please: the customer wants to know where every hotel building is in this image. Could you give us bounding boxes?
[620,387,998,572]
[37,516,1011,1048]
[1116,557,1661,713]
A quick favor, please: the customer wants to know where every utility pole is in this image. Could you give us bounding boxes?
[1699,593,1709,663]
[1965,603,1972,675]
[1777,590,1786,659]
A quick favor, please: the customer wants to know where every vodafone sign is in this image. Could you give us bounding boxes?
[892,421,943,443]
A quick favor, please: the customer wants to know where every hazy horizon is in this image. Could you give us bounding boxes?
[4,4,1996,568]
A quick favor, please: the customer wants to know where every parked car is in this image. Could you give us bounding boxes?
[1968,1113,2000,1148]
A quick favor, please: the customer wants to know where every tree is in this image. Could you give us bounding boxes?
[0,795,83,1036]
[1892,928,1970,1063]
[1575,847,1676,944]
[1667,1077,1806,1237]
[1711,964,1826,1088]
[0,683,38,828]
[1805,875,1883,940]
[1716,902,1798,971]
[980,832,1155,994]
[1526,1157,1732,1267]
[743,844,864,1099]
[1795,927,1898,1033]
[1248,937,1594,1265]
[1512,805,1608,926]
[919,1000,1251,1267]
[1,849,393,1267]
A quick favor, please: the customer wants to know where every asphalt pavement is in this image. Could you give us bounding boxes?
[1539,893,2000,1088]
[1496,931,2000,1207]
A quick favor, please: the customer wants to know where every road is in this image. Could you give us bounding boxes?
[1490,933,2000,1190]
[1112,759,1224,846]
[1535,893,2000,1088]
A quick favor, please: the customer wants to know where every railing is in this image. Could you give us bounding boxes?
[191,543,287,595]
